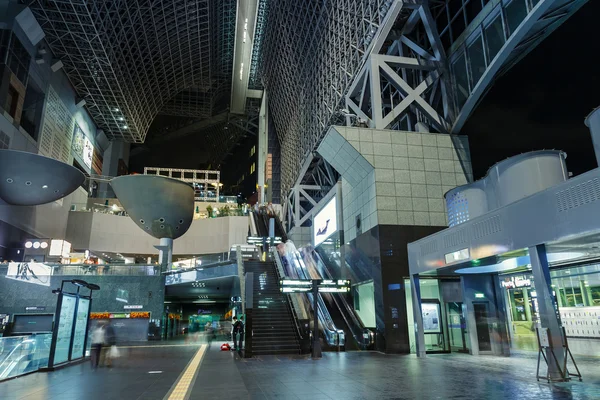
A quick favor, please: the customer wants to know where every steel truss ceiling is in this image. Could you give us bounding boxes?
[24,0,237,143]
[257,0,395,194]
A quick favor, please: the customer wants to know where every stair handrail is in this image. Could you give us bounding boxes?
[271,249,305,342]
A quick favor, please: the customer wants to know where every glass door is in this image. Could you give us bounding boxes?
[446,302,468,353]
[473,302,492,352]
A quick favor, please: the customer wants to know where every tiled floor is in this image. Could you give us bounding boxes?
[192,346,600,400]
[1,342,599,400]
[0,343,200,400]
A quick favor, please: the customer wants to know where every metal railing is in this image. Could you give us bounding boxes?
[0,264,160,277]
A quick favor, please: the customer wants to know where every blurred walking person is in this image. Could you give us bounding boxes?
[103,321,117,367]
[90,323,105,369]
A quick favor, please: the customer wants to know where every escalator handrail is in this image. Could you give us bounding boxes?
[291,252,342,346]
[248,213,258,237]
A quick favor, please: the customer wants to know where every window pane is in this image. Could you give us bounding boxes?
[468,36,486,88]
[451,11,466,42]
[452,53,470,109]
[465,0,483,25]
[484,15,504,62]
[448,0,463,17]
[505,0,528,36]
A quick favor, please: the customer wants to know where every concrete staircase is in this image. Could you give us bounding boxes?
[244,260,301,356]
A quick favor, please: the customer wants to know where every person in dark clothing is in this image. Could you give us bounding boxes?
[90,180,98,198]
[237,316,245,351]
[232,316,244,351]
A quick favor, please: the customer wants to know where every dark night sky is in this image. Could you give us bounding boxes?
[463,1,599,180]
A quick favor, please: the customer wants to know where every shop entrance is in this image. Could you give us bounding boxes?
[473,302,492,352]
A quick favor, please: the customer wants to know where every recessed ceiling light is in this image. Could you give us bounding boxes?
[114,108,119,112]
[123,125,128,129]
[33,242,40,249]
[25,241,33,248]
[40,242,48,249]
[42,185,48,189]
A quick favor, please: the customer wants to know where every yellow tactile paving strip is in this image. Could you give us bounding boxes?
[165,344,208,400]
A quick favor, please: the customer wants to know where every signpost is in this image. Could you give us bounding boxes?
[280,279,351,359]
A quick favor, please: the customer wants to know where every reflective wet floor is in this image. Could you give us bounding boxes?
[1,341,599,399]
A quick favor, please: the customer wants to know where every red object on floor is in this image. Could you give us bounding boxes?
[220,343,231,351]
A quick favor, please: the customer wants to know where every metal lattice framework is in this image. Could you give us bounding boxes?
[256,0,588,200]
[25,0,237,143]
[258,0,396,194]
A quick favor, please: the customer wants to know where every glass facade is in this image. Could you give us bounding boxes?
[500,263,600,354]
[0,30,31,85]
[449,0,540,110]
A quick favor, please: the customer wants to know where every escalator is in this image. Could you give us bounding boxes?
[302,247,372,350]
[273,247,344,349]
[250,211,287,242]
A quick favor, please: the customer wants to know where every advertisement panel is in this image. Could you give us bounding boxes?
[313,197,337,247]
[72,124,94,169]
[6,263,53,287]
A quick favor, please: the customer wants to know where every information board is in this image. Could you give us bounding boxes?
[38,86,74,164]
[422,302,441,334]
[54,295,77,364]
[71,298,90,360]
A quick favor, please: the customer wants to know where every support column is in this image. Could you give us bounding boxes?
[522,288,532,322]
[336,180,347,280]
[529,244,566,381]
[237,245,245,314]
[584,107,600,167]
[257,92,268,203]
[100,140,130,198]
[410,274,426,357]
[157,238,173,271]
[579,280,592,307]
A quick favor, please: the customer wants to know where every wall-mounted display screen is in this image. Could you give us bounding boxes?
[12,314,54,334]
[313,197,337,247]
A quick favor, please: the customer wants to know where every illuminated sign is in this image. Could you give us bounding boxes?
[475,293,485,298]
[280,279,351,293]
[313,197,338,247]
[49,239,72,258]
[124,305,143,309]
[501,276,532,289]
[444,248,469,264]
